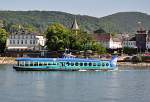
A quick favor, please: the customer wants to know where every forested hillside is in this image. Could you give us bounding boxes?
[0,11,150,33]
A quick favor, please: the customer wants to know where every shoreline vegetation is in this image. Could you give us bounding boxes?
[0,57,150,68]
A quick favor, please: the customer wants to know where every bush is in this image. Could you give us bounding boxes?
[131,55,142,63]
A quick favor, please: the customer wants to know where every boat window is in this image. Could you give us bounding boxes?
[97,63,101,66]
[17,61,19,66]
[89,63,92,66]
[44,62,47,66]
[25,61,29,66]
[66,62,70,66]
[53,62,56,65]
[84,63,87,66]
[48,63,51,65]
[80,63,83,66]
[102,63,105,66]
[34,62,38,66]
[106,63,109,66]
[71,63,74,66]
[39,62,43,66]
[75,62,78,66]
[20,61,23,66]
[30,62,34,66]
[93,63,96,66]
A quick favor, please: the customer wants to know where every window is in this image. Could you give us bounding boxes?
[84,63,87,66]
[106,63,109,66]
[97,63,101,66]
[89,63,92,66]
[44,62,47,66]
[13,40,15,44]
[71,63,74,66]
[34,62,38,66]
[25,40,27,44]
[80,63,83,66]
[75,62,78,66]
[33,40,35,44]
[93,63,96,66]
[30,62,34,66]
[21,40,23,44]
[17,40,19,44]
[30,40,32,44]
[39,62,42,66]
[102,63,105,66]
[53,62,56,65]
[25,61,29,66]
[10,40,12,44]
[66,62,70,66]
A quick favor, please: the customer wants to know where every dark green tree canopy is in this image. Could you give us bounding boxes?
[0,28,8,52]
[94,28,106,34]
[46,23,70,51]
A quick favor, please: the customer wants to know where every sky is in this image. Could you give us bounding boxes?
[0,0,149,17]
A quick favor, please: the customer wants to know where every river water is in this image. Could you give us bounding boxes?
[0,65,150,102]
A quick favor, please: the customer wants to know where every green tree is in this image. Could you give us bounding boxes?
[91,41,106,54]
[0,28,8,52]
[94,28,106,34]
[10,24,22,32]
[0,20,4,28]
[46,23,70,51]
[123,47,137,54]
[24,25,37,32]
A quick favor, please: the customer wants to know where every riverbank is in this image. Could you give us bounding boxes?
[0,57,16,64]
[118,62,150,67]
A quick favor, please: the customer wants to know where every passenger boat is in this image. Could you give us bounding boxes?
[13,54,118,71]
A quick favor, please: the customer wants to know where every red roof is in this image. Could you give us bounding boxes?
[93,33,111,42]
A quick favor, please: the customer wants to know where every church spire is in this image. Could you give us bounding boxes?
[71,17,79,31]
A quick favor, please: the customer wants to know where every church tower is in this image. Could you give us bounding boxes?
[136,22,147,52]
[71,17,79,34]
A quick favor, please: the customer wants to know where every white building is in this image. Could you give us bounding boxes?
[111,38,122,49]
[122,37,137,48]
[6,30,46,51]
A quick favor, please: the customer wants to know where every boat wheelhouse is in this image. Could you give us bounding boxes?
[13,56,118,71]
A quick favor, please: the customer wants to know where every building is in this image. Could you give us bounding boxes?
[94,33,122,49]
[136,29,147,51]
[94,33,112,48]
[111,37,122,49]
[6,30,46,51]
[122,36,137,48]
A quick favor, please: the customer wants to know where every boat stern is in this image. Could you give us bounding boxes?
[110,55,118,69]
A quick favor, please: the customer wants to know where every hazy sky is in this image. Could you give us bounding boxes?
[0,0,149,17]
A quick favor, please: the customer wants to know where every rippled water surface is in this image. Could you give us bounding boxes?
[0,65,150,102]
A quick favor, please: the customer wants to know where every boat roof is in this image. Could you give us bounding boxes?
[16,57,110,62]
